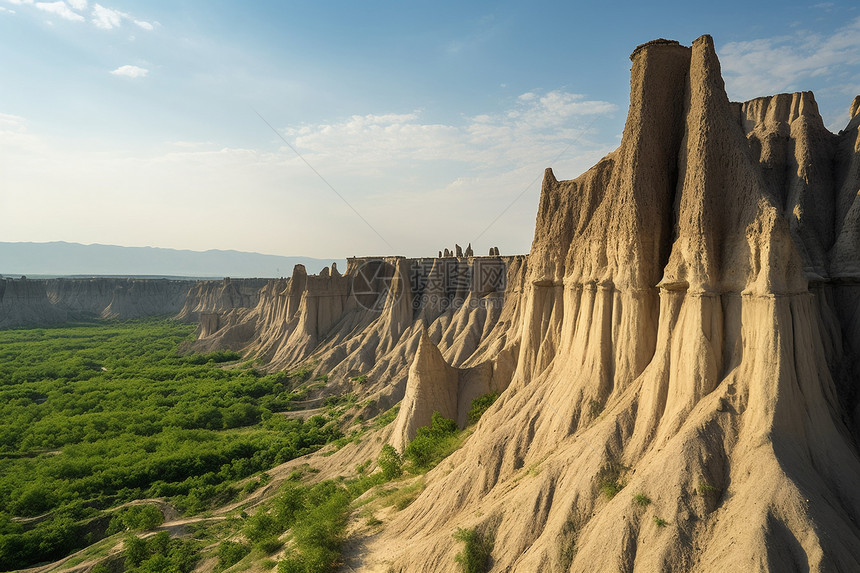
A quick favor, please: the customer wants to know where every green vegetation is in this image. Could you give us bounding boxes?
[106,504,164,534]
[0,320,344,571]
[217,540,251,570]
[277,482,351,573]
[588,399,604,419]
[123,531,199,572]
[632,493,652,507]
[377,445,403,480]
[653,516,668,528]
[453,527,493,573]
[557,519,577,570]
[372,405,399,428]
[467,393,498,425]
[596,462,626,500]
[697,482,720,495]
[403,412,460,471]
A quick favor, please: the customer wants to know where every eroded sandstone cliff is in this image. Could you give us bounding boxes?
[191,35,860,572]
[353,35,860,572]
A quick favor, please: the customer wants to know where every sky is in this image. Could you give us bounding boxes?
[1,0,860,260]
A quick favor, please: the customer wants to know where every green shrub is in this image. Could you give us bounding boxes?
[453,527,493,573]
[243,511,281,544]
[276,481,350,573]
[373,405,400,428]
[595,462,626,499]
[632,493,651,507]
[697,482,719,495]
[377,445,403,480]
[467,393,499,425]
[653,516,668,528]
[404,412,459,471]
[217,541,250,569]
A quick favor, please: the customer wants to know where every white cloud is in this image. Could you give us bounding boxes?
[110,64,148,78]
[91,3,124,29]
[285,90,616,174]
[133,19,152,30]
[720,16,860,100]
[67,0,85,9]
[0,91,617,257]
[35,1,83,22]
[4,0,34,4]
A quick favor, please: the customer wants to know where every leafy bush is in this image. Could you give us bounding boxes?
[377,445,403,480]
[274,481,351,573]
[123,531,199,572]
[653,516,668,528]
[453,527,493,573]
[467,393,498,425]
[107,504,163,534]
[217,541,250,570]
[632,493,651,507]
[404,412,459,471]
[184,350,242,365]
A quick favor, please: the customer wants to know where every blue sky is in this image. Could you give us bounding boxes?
[1,0,859,259]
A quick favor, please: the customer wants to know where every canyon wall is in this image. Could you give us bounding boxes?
[0,277,267,328]
[357,36,860,572]
[195,37,860,572]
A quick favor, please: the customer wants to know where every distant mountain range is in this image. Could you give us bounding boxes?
[0,242,345,278]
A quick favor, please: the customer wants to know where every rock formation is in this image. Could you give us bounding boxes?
[0,277,268,328]
[347,35,860,572]
[0,278,67,328]
[174,277,268,322]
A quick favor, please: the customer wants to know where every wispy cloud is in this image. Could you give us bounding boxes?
[720,16,860,101]
[285,90,616,174]
[90,3,153,30]
[35,1,83,22]
[110,64,148,78]
[91,3,121,29]
[2,0,153,30]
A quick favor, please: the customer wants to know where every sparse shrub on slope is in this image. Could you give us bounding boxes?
[404,411,459,471]
[453,527,493,573]
[467,393,499,425]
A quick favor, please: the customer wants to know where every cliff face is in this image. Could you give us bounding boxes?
[0,277,252,328]
[174,277,269,323]
[46,278,198,319]
[345,36,860,572]
[198,256,527,420]
[0,278,67,328]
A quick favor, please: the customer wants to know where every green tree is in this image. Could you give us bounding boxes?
[377,444,403,480]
